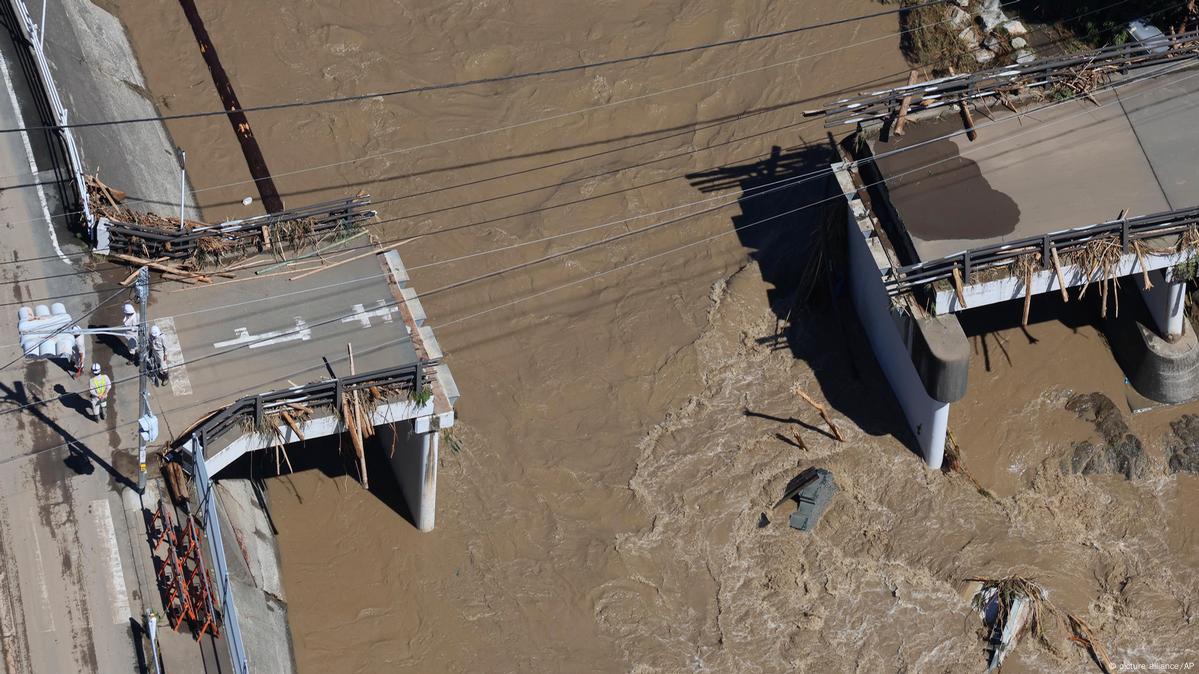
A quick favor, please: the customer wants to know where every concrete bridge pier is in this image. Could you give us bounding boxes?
[381,420,439,532]
[1139,268,1188,340]
[836,162,970,470]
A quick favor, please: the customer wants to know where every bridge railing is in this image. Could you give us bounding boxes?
[3,0,94,232]
[885,205,1199,296]
[820,28,1199,128]
[98,195,376,261]
[178,358,438,674]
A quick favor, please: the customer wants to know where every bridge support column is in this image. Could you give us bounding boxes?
[382,420,439,532]
[1139,269,1187,340]
[837,161,969,469]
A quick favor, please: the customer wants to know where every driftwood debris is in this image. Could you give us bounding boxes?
[951,266,968,308]
[109,253,212,284]
[280,411,306,442]
[1066,613,1114,674]
[288,241,404,281]
[894,70,919,136]
[959,99,978,141]
[1049,246,1070,302]
[794,387,845,442]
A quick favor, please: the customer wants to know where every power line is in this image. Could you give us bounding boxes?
[185,5,990,197]
[0,1,950,136]
[0,0,1014,271]
[431,65,1199,333]
[4,59,1189,421]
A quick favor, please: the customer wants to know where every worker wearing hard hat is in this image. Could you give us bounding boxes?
[88,363,111,421]
[148,324,169,386]
[69,326,85,379]
[122,303,140,359]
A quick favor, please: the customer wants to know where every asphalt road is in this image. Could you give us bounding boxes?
[0,15,225,674]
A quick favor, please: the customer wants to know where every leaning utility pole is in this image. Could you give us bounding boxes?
[136,267,150,493]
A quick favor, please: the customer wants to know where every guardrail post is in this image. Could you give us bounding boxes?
[253,395,263,427]
[334,378,343,414]
[1042,235,1051,268]
[413,358,423,394]
[962,250,972,284]
[1121,217,1130,253]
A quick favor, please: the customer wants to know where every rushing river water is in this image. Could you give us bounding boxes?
[100,1,1198,671]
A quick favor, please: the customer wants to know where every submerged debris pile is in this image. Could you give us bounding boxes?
[969,576,1115,673]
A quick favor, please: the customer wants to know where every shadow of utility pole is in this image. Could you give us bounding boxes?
[0,381,136,490]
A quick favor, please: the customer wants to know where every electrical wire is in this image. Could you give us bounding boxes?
[3,58,1190,421]
[0,0,1041,271]
[0,1,951,136]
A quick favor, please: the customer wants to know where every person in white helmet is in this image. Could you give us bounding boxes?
[69,326,85,379]
[88,363,111,421]
[148,324,169,386]
[122,303,140,359]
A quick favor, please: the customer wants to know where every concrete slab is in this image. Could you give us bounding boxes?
[144,250,419,443]
[870,74,1186,262]
[1117,69,1199,210]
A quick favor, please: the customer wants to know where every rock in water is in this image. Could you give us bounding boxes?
[1166,415,1199,473]
[1063,393,1148,480]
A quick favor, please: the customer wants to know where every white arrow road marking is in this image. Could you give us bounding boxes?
[213,317,312,349]
[153,317,192,396]
[90,499,130,625]
[341,299,399,328]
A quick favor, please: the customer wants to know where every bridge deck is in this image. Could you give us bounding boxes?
[868,67,1199,263]
[147,247,419,452]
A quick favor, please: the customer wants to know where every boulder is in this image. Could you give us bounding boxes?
[1062,393,1149,480]
[973,48,996,64]
[1002,20,1028,36]
[958,25,981,50]
[949,6,972,29]
[1011,36,1028,49]
[1166,415,1199,473]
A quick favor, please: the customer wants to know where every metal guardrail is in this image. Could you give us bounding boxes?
[178,359,436,674]
[821,29,1199,128]
[188,360,437,451]
[885,205,1199,295]
[4,0,93,231]
[100,195,376,260]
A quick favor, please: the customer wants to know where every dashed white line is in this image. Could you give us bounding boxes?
[153,316,192,396]
[90,500,130,625]
[26,512,54,633]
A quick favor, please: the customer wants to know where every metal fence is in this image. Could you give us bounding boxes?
[885,204,1199,296]
[100,195,376,260]
[3,0,93,231]
[821,29,1199,128]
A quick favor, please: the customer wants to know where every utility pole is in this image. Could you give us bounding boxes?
[178,148,186,231]
[136,267,150,493]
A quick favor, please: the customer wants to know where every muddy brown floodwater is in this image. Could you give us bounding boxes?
[98,1,1197,672]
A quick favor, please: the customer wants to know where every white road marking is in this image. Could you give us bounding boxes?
[153,317,192,396]
[0,53,70,266]
[340,300,398,328]
[90,500,131,625]
[213,316,311,349]
[27,512,54,633]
